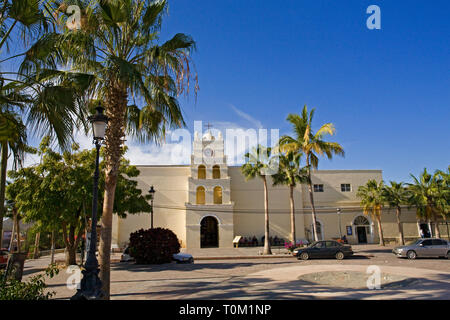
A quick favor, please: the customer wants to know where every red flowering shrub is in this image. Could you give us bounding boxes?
[128,228,181,264]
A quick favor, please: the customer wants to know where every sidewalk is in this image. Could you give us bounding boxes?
[180,246,292,260]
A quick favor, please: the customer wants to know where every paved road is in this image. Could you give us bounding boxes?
[22,245,450,300]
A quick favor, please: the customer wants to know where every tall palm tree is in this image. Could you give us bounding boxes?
[434,167,450,222]
[382,181,409,245]
[357,179,385,246]
[241,145,277,255]
[0,1,92,245]
[408,168,445,238]
[271,151,309,244]
[280,105,344,241]
[0,108,27,247]
[45,0,197,298]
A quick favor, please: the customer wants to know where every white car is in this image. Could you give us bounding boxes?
[173,252,194,264]
[120,247,194,264]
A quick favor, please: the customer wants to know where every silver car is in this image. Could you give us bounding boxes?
[392,238,450,259]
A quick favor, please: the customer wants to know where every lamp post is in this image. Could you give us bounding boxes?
[337,208,342,239]
[149,186,155,229]
[72,106,108,300]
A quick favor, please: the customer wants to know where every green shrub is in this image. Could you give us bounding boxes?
[129,228,181,264]
[0,264,59,300]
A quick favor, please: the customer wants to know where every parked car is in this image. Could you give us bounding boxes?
[392,238,450,259]
[293,240,353,260]
[172,253,194,264]
[0,248,9,268]
[120,247,194,264]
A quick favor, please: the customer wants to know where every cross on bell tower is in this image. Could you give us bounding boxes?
[204,122,213,131]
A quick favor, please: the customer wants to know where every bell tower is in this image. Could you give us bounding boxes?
[185,129,234,248]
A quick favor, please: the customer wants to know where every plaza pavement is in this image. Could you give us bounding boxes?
[20,244,450,300]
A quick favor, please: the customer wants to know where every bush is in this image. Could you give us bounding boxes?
[0,264,59,300]
[128,228,181,264]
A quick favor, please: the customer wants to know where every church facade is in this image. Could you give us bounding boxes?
[111,131,441,249]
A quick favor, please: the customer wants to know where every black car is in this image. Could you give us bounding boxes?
[293,240,353,260]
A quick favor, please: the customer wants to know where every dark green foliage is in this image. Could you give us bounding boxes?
[129,228,181,265]
[0,264,59,300]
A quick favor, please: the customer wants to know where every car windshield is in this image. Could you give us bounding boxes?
[311,242,325,248]
[406,240,422,246]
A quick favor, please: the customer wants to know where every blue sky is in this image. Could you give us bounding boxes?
[4,0,450,183]
[156,0,450,182]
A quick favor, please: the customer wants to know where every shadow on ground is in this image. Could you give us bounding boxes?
[109,271,450,300]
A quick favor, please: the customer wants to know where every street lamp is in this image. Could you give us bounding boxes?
[149,186,156,229]
[337,208,342,239]
[72,106,108,300]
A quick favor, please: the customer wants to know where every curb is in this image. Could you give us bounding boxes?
[193,255,295,260]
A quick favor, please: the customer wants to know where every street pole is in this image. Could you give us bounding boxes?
[148,186,155,230]
[72,141,104,300]
[151,198,154,229]
[337,208,342,239]
[72,106,108,300]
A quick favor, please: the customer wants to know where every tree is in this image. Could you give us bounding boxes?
[408,168,449,238]
[0,0,94,247]
[271,151,308,244]
[434,167,450,222]
[0,109,27,248]
[357,179,385,246]
[42,0,197,298]
[382,181,410,245]
[241,145,277,255]
[8,137,152,265]
[280,105,344,241]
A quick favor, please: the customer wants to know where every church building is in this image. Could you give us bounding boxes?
[111,131,438,249]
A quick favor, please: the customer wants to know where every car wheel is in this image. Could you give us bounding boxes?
[447,251,450,260]
[335,251,345,260]
[407,250,417,260]
[188,257,194,264]
[298,252,309,260]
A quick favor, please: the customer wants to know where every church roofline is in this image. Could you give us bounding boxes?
[133,164,381,173]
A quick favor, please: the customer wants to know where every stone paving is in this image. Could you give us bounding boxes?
[21,244,450,300]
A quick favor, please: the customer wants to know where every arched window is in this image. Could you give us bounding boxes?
[196,186,205,205]
[213,186,222,204]
[198,165,206,179]
[212,165,221,179]
[354,216,370,226]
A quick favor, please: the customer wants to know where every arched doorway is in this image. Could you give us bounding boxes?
[354,216,370,244]
[200,216,219,248]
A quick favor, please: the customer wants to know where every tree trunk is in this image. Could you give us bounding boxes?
[377,215,385,246]
[396,207,404,245]
[0,141,8,248]
[432,211,441,238]
[262,176,271,255]
[50,230,55,265]
[99,80,128,299]
[306,157,319,242]
[33,232,40,258]
[65,245,77,266]
[9,217,15,252]
[289,185,296,244]
[14,209,20,253]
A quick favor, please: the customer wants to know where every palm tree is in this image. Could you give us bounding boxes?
[434,167,450,223]
[357,179,385,246]
[241,145,277,255]
[271,151,309,244]
[0,108,27,248]
[280,105,344,241]
[408,168,445,238]
[0,1,92,245]
[382,181,409,245]
[44,0,197,298]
